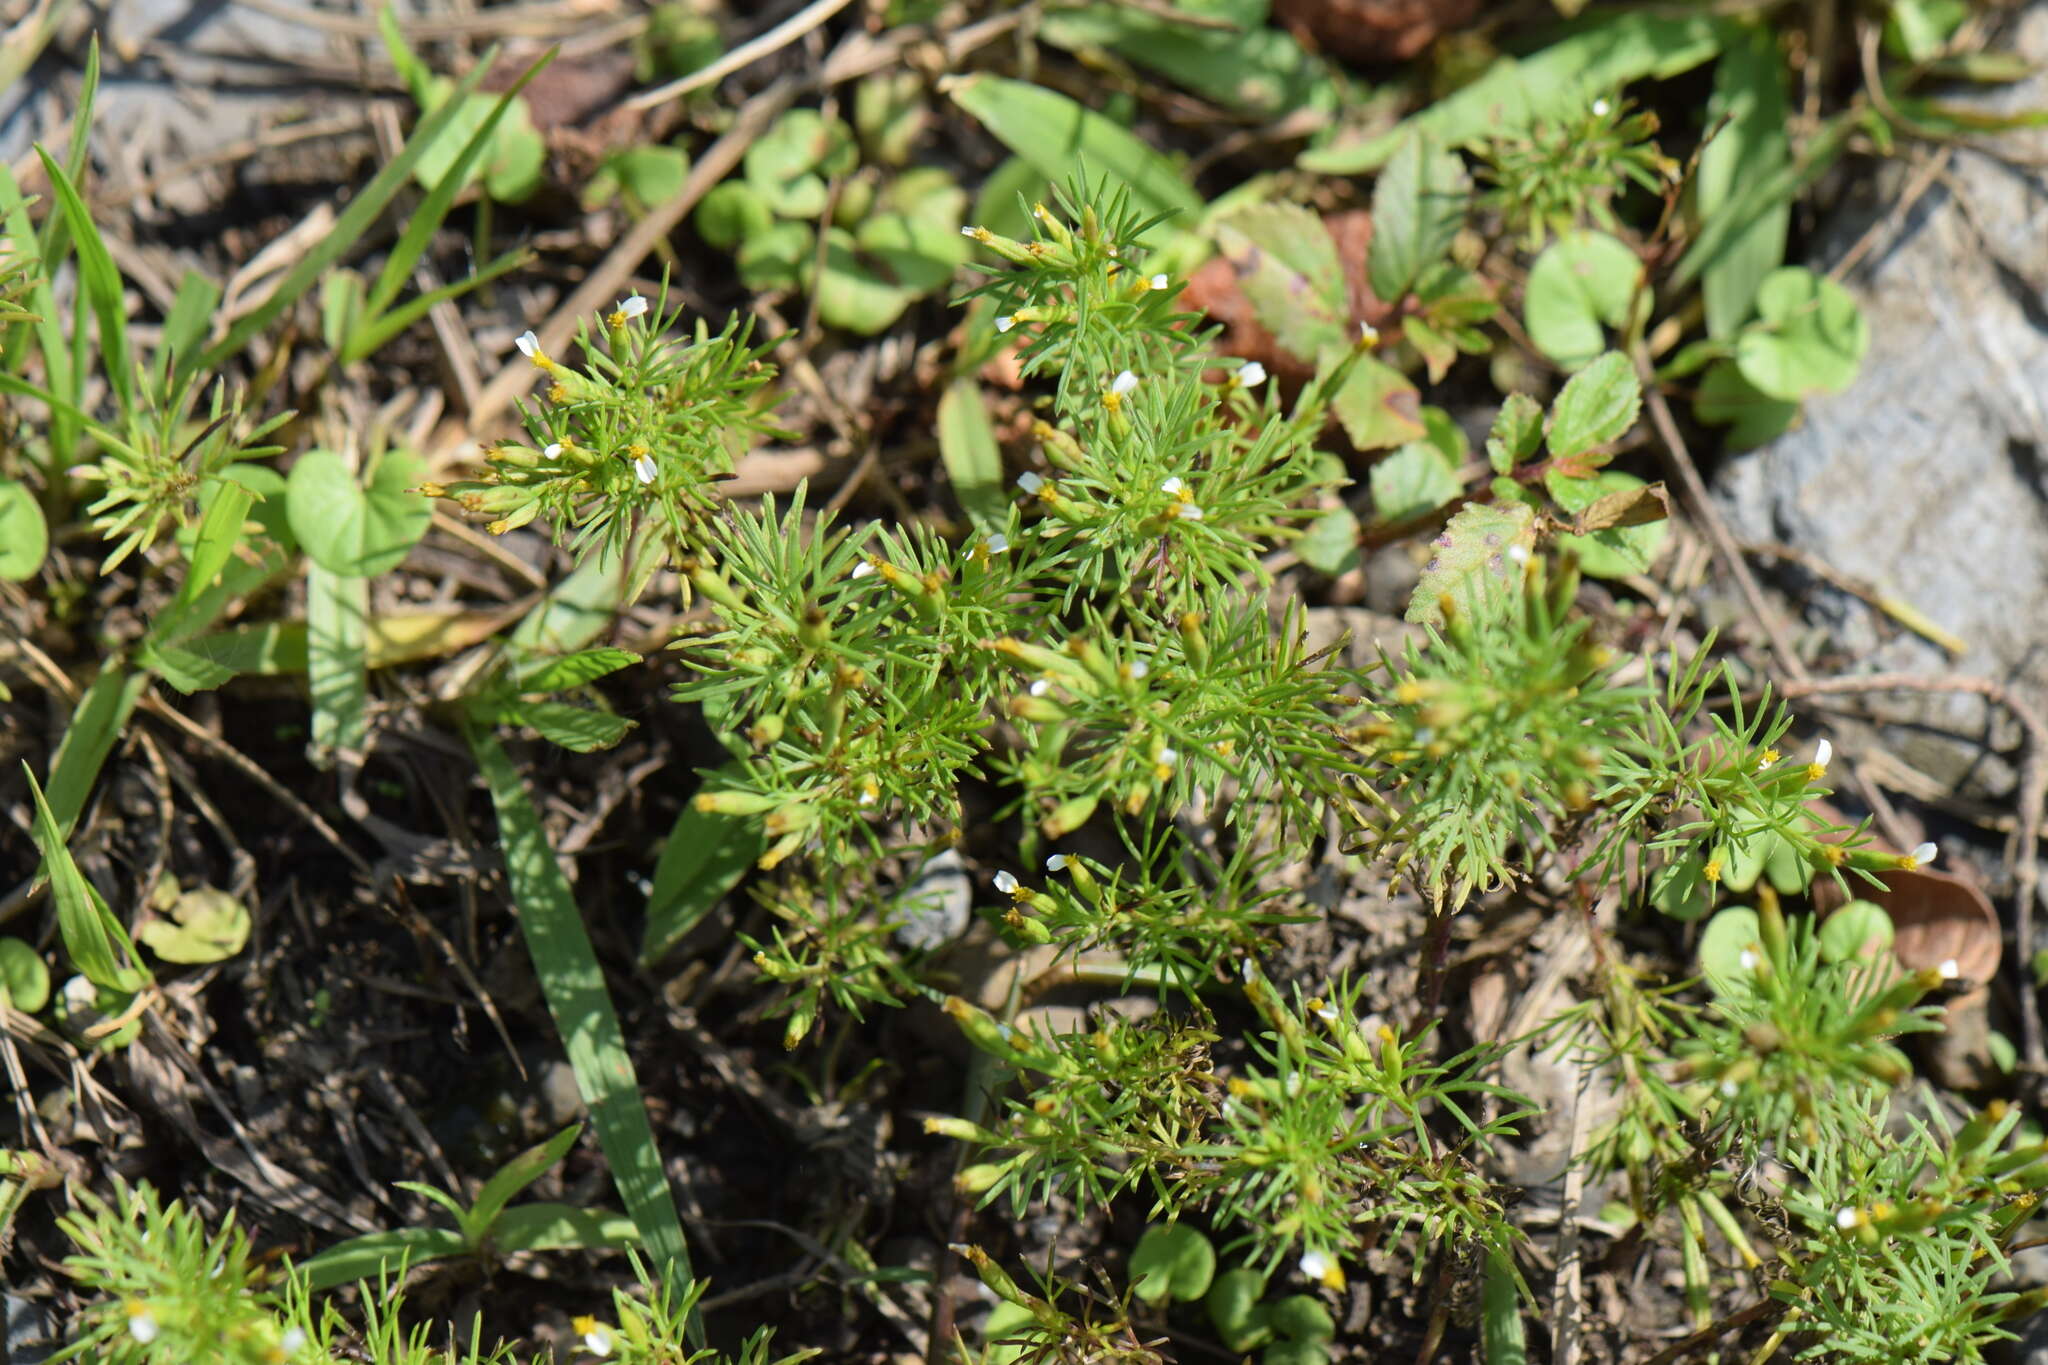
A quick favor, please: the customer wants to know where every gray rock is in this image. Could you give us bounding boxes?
[1714,4,2048,797]
[893,847,973,952]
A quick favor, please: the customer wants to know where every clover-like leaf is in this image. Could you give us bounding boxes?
[137,886,251,965]
[1129,1223,1216,1305]
[1735,265,1868,400]
[1699,905,1763,997]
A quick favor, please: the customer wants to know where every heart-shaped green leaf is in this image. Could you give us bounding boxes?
[1130,1223,1216,1304]
[286,448,433,578]
[1524,232,1643,371]
[1735,266,1867,399]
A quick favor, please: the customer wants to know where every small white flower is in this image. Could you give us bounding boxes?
[1046,854,1070,872]
[583,1323,613,1357]
[851,559,876,579]
[1910,841,1939,868]
[1156,747,1179,768]
[516,330,541,359]
[1240,958,1255,981]
[1813,738,1833,771]
[1720,1079,1738,1097]
[1938,958,1961,980]
[1176,504,1205,522]
[543,443,562,459]
[859,787,877,807]
[1311,999,1338,1023]
[983,533,1010,555]
[1110,370,1138,395]
[960,224,979,237]
[1128,660,1149,680]
[1238,360,1267,387]
[282,1328,307,1353]
[1017,471,1045,494]
[1592,97,1612,117]
[1148,273,1169,291]
[1299,1249,1331,1282]
[1738,949,1759,971]
[995,315,1015,333]
[633,454,658,485]
[1029,678,1052,697]
[616,294,649,319]
[1106,244,1119,258]
[994,870,1020,894]
[1358,321,1379,345]
[1836,1206,1860,1230]
[127,1306,159,1344]
[1160,476,1183,495]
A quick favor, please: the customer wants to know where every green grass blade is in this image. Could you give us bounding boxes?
[296,1228,468,1293]
[362,58,551,320]
[348,243,529,364]
[24,764,149,994]
[32,147,132,416]
[640,779,765,965]
[467,1124,581,1240]
[1481,1248,1528,1365]
[45,663,146,838]
[489,1203,640,1256]
[936,378,1006,535]
[464,722,700,1344]
[189,49,508,385]
[150,270,222,398]
[172,478,253,615]
[306,564,368,755]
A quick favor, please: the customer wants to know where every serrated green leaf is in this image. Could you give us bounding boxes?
[1330,353,1426,452]
[0,479,47,580]
[1735,266,1868,400]
[1213,203,1350,361]
[478,698,635,753]
[1545,351,1640,463]
[516,647,643,693]
[1698,27,1789,338]
[1366,131,1468,304]
[140,641,238,694]
[1524,231,1643,371]
[286,448,433,578]
[1405,500,1537,627]
[1486,394,1544,475]
[1371,440,1461,526]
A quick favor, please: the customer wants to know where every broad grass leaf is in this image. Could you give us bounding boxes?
[1698,26,1790,338]
[938,379,1007,534]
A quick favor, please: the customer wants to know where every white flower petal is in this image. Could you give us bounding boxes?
[1160,476,1183,495]
[1592,97,1612,117]
[1156,747,1178,767]
[1046,854,1069,872]
[1911,841,1939,867]
[1110,370,1138,395]
[1178,504,1205,521]
[542,443,562,459]
[1298,1250,1330,1282]
[1017,471,1044,494]
[634,454,658,485]
[1148,273,1169,291]
[994,870,1019,894]
[960,224,978,237]
[851,560,876,579]
[128,1311,159,1345]
[1128,660,1149,680]
[282,1328,307,1353]
[995,315,1015,333]
[1813,738,1833,770]
[1029,678,1051,696]
[1239,360,1267,387]
[583,1326,613,1357]
[984,533,1009,554]
[1738,949,1759,971]
[1938,957,1960,979]
[516,330,540,358]
[618,294,649,318]
[1836,1206,1860,1230]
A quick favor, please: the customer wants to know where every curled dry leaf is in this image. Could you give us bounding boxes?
[1272,0,1485,65]
[1180,210,1397,386]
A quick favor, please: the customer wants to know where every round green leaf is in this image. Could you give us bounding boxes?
[1264,1294,1335,1341]
[0,937,51,1013]
[1263,1340,1331,1365]
[1524,230,1643,371]
[0,478,48,581]
[286,448,433,578]
[137,886,251,965]
[736,220,813,291]
[585,144,690,211]
[1129,1223,1216,1305]
[811,227,919,335]
[695,180,775,250]
[1734,266,1868,400]
[1764,831,1813,895]
[1648,851,1715,921]
[1206,1268,1272,1353]
[1818,899,1894,965]
[1699,906,1763,997]
[1694,359,1799,449]
[743,109,856,218]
